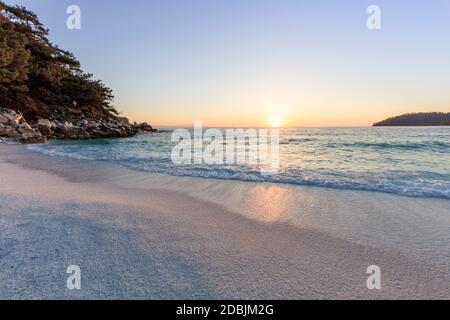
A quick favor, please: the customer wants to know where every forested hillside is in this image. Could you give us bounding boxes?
[0,2,118,122]
[373,113,450,126]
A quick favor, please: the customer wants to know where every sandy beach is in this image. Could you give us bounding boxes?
[0,143,449,300]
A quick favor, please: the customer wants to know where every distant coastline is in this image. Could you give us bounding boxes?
[373,112,450,126]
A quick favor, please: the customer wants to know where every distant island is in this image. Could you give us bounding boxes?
[373,112,450,126]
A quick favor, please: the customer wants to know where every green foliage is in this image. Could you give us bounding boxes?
[0,1,118,121]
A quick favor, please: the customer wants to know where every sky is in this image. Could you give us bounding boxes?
[4,0,450,127]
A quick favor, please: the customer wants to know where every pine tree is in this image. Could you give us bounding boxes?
[0,1,118,122]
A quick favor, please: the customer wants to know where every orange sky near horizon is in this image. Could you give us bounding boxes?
[125,98,450,128]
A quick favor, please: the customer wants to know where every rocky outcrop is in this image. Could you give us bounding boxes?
[134,122,156,132]
[0,107,156,144]
[0,108,46,143]
[37,119,52,135]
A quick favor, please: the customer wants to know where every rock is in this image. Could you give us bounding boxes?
[63,122,73,130]
[62,122,74,137]
[0,107,23,126]
[37,119,52,136]
[20,131,46,144]
[51,121,63,135]
[18,122,32,133]
[38,119,52,127]
[118,117,130,125]
[0,108,47,143]
[136,122,156,132]
[0,124,16,137]
[90,129,109,137]
[0,115,9,124]
[77,119,89,127]
[60,122,91,139]
[0,107,157,143]
[87,121,99,130]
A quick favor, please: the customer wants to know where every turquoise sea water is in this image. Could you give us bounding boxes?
[28,127,450,199]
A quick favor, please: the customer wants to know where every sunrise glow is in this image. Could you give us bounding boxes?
[271,119,281,128]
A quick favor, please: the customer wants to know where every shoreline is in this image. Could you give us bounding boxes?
[9,143,450,260]
[1,144,449,299]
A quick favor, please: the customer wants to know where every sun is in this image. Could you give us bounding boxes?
[271,119,281,128]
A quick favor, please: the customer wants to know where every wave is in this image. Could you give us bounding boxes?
[27,143,450,199]
[27,144,95,160]
[124,164,450,199]
[323,141,450,151]
[280,138,318,145]
[27,126,450,201]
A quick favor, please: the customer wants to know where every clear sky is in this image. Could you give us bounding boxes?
[5,0,450,127]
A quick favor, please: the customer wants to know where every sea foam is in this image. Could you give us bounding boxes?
[28,127,450,199]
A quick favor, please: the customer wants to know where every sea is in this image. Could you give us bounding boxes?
[28,127,450,199]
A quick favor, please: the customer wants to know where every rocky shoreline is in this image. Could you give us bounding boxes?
[0,108,156,144]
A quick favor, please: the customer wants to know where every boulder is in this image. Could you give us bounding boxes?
[90,129,109,138]
[61,122,91,139]
[37,119,52,136]
[77,119,89,127]
[51,121,63,135]
[0,124,15,136]
[0,115,9,124]
[18,122,32,133]
[0,108,47,143]
[108,128,124,137]
[0,107,157,142]
[38,119,52,126]
[62,122,74,136]
[0,107,23,126]
[118,117,130,125]
[87,121,99,130]
[136,122,156,132]
[20,131,46,144]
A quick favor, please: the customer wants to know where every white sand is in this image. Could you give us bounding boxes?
[0,144,449,299]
